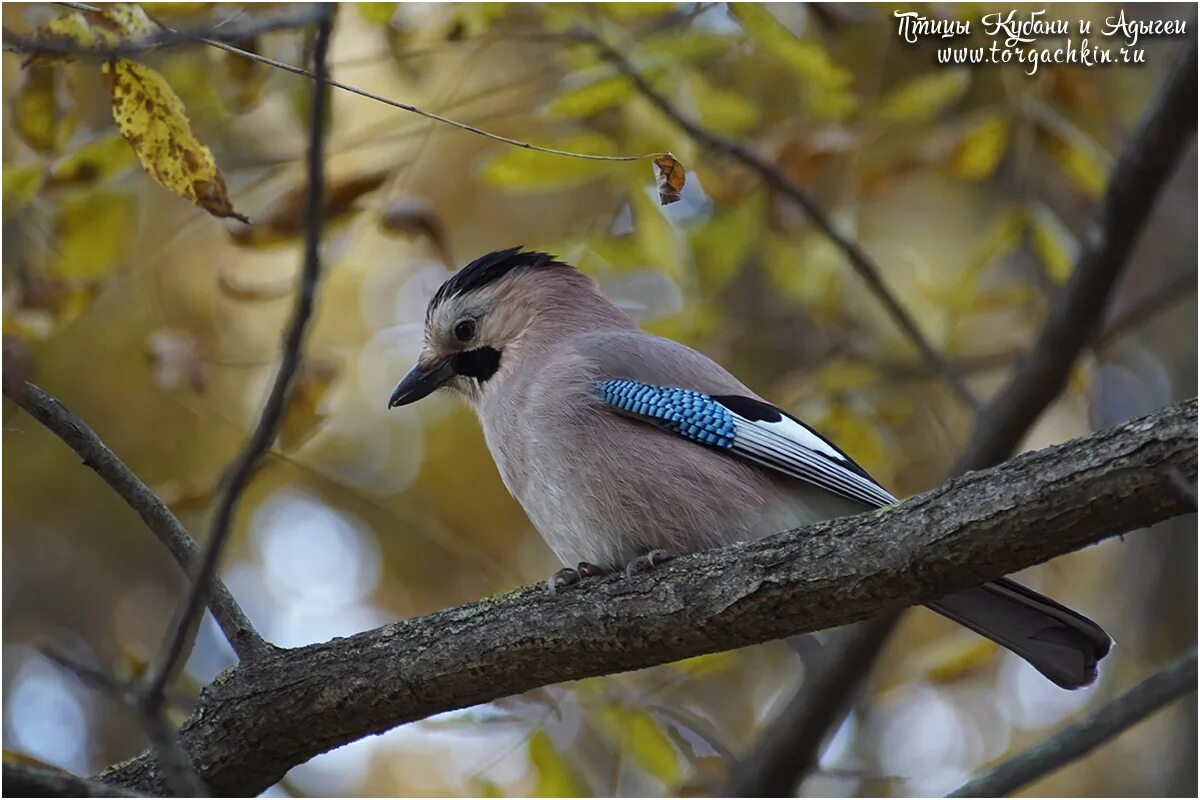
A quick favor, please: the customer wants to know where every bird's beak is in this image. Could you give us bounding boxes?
[388,358,454,408]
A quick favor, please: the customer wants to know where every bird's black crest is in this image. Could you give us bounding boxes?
[427,247,569,319]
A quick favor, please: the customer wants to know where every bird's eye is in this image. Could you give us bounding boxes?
[454,319,476,342]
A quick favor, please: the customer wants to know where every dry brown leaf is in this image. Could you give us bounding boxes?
[231,172,389,247]
[652,152,686,205]
[280,358,340,452]
[105,58,248,222]
[146,329,209,393]
[379,196,451,266]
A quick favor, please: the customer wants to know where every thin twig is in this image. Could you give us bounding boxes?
[141,5,334,703]
[949,650,1198,797]
[724,36,1198,797]
[0,381,267,660]
[581,29,981,411]
[3,2,326,57]
[10,3,662,164]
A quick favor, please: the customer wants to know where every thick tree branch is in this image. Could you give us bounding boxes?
[3,763,142,798]
[95,399,1197,796]
[949,650,1198,797]
[1,381,266,661]
[584,30,979,410]
[954,36,1197,473]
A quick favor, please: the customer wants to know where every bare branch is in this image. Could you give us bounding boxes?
[949,650,1198,797]
[954,36,1197,473]
[95,399,1197,796]
[141,4,333,703]
[3,763,142,798]
[582,30,980,411]
[1,381,266,660]
[2,3,326,57]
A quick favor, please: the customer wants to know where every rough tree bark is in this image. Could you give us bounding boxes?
[92,398,1197,796]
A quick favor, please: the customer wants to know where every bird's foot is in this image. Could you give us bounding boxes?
[624,549,671,578]
[547,562,606,594]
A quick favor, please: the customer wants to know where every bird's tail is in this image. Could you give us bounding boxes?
[926,577,1112,689]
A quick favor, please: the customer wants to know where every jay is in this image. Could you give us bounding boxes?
[389,247,1111,689]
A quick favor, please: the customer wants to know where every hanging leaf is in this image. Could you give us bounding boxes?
[13,65,76,154]
[1037,122,1111,199]
[105,58,247,221]
[146,329,209,393]
[25,3,157,65]
[879,69,970,123]
[379,196,452,266]
[231,171,389,247]
[652,153,686,206]
[950,113,1010,180]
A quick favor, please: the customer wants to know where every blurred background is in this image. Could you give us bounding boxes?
[3,2,1196,796]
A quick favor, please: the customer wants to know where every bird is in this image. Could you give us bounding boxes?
[388,246,1112,689]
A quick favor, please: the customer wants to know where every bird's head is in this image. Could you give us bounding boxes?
[388,247,631,409]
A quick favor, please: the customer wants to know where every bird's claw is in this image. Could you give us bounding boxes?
[624,549,671,578]
[547,562,605,594]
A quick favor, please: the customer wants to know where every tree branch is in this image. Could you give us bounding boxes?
[95,399,1197,796]
[3,763,142,798]
[949,650,1198,797]
[1,381,266,661]
[731,35,1198,796]
[584,30,980,411]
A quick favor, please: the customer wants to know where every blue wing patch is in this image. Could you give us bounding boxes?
[595,378,896,508]
[596,379,736,448]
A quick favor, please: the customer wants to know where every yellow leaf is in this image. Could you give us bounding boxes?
[1028,202,1078,283]
[640,31,733,63]
[46,135,138,188]
[728,4,855,119]
[548,74,634,120]
[104,58,247,221]
[672,650,739,677]
[652,152,686,206]
[14,65,75,154]
[690,190,764,291]
[466,775,506,797]
[1039,123,1110,199]
[481,133,616,191]
[596,706,682,785]
[528,731,587,797]
[357,4,398,25]
[52,190,134,279]
[951,113,1010,180]
[26,3,157,64]
[602,2,677,18]
[3,166,45,217]
[879,69,970,123]
[811,360,881,394]
[280,358,340,452]
[690,74,760,134]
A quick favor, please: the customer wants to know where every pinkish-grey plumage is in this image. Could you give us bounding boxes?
[389,247,1112,689]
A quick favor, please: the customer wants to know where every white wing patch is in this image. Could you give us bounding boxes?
[728,414,897,508]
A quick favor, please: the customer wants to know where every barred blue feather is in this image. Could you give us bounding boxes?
[595,380,736,448]
[595,378,896,508]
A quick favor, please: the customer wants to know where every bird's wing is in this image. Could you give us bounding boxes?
[595,378,897,509]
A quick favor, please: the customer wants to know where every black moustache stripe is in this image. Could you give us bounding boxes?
[452,347,502,382]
